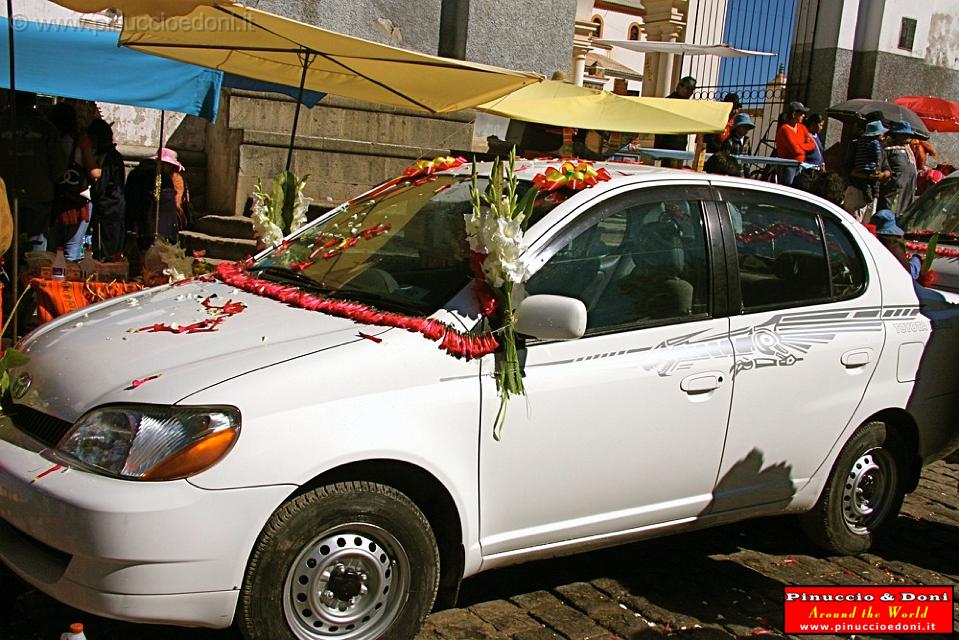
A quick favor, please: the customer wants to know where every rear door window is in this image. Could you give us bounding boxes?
[721,188,866,312]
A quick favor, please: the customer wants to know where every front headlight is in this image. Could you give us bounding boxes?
[55,405,240,481]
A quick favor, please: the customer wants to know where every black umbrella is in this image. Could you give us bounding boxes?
[827,98,930,138]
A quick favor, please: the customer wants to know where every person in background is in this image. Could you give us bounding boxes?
[0,92,66,253]
[870,208,910,272]
[813,171,846,207]
[125,148,190,254]
[878,120,919,214]
[704,92,742,152]
[804,113,826,168]
[86,118,126,260]
[774,101,816,185]
[653,76,697,168]
[48,102,96,261]
[844,120,890,223]
[910,137,936,172]
[721,113,755,157]
[703,150,742,177]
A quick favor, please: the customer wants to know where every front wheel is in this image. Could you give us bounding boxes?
[237,481,439,640]
[800,421,906,554]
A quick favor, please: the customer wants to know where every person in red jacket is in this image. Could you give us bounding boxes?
[775,101,817,185]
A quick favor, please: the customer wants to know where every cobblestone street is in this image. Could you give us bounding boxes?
[4,453,957,640]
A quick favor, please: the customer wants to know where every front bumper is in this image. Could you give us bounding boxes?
[0,417,293,628]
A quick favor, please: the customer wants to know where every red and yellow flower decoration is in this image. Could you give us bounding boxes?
[532,161,612,192]
[402,155,467,178]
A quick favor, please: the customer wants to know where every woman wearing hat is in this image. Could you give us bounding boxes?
[878,120,918,213]
[721,112,755,156]
[124,147,191,255]
[775,101,817,185]
[870,208,910,271]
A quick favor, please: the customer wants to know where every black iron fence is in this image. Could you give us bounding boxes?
[693,81,809,157]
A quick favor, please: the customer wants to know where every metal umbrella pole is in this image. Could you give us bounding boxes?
[6,0,19,338]
[285,50,312,173]
[154,109,165,241]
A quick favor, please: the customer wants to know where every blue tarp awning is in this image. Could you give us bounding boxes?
[0,17,222,120]
[0,18,326,122]
[222,73,325,108]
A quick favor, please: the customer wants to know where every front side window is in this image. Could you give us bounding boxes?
[525,190,711,334]
[724,188,866,312]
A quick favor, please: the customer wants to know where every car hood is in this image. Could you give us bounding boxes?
[928,254,959,294]
[14,279,391,421]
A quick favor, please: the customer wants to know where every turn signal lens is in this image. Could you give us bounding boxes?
[143,428,238,480]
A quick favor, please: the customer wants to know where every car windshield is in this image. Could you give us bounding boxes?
[901,178,959,240]
[250,175,559,314]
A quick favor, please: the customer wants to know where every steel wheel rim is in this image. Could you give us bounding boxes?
[283,522,410,640]
[841,447,897,535]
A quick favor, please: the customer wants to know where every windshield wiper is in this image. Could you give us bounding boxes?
[329,288,426,315]
[249,267,427,314]
[248,265,330,292]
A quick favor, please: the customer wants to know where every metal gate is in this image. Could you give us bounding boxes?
[683,0,821,157]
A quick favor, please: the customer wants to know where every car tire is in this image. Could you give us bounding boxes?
[799,421,906,554]
[237,481,440,640]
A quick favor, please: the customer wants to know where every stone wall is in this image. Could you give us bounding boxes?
[855,50,959,166]
[205,91,473,214]
[465,0,576,76]
[257,0,441,54]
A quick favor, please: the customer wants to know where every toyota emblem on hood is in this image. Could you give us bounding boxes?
[11,372,32,399]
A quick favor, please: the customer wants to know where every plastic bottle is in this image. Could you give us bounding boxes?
[60,622,87,640]
[51,247,67,281]
[80,244,96,281]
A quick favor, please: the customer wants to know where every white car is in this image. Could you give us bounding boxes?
[900,170,959,291]
[2,162,958,640]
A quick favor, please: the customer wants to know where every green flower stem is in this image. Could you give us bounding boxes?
[0,283,32,344]
[493,283,525,441]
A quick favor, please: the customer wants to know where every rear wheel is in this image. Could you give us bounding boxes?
[238,481,439,640]
[800,421,906,554]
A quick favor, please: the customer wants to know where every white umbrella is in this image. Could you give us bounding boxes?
[594,40,775,57]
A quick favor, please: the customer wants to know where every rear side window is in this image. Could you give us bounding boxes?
[822,217,867,299]
[723,189,866,312]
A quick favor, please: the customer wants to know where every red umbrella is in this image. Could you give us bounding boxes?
[893,96,959,132]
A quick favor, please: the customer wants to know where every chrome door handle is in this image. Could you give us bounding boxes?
[680,372,725,394]
[841,349,873,368]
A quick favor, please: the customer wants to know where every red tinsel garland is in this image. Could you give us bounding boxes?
[214,262,498,360]
[738,222,821,246]
[906,229,959,242]
[906,240,959,259]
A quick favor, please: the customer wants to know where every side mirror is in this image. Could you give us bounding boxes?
[514,294,587,341]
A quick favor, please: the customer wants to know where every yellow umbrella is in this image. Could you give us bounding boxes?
[52,1,227,16]
[477,80,732,134]
[117,3,542,115]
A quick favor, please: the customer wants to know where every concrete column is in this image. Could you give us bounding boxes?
[641,0,686,97]
[573,17,599,86]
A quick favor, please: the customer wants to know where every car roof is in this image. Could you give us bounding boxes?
[440,157,855,220]
[444,158,702,183]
